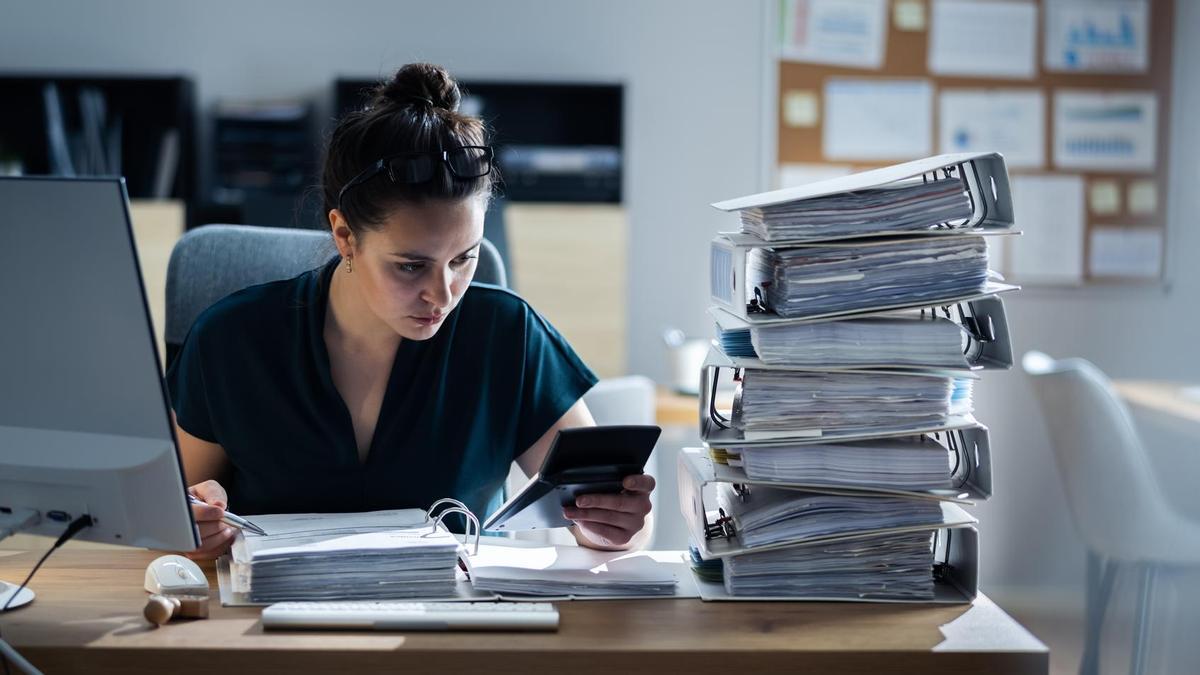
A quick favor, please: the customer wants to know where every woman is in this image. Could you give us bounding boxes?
[168,63,653,560]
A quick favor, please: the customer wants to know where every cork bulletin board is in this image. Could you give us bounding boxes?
[774,0,1173,285]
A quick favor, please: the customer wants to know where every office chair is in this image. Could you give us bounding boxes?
[164,224,506,366]
[1022,351,1200,675]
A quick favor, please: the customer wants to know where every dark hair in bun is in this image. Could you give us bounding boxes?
[373,62,461,112]
[321,63,494,234]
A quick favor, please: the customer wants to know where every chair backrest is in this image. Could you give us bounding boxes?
[165,224,507,364]
[582,376,656,426]
[1021,350,1173,560]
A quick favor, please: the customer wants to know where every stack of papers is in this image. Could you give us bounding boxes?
[229,510,462,603]
[733,369,973,436]
[465,542,678,597]
[722,531,936,600]
[748,314,968,368]
[715,326,756,357]
[749,235,989,319]
[717,485,944,550]
[739,179,973,242]
[715,436,952,489]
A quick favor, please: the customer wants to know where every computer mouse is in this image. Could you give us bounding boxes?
[144,554,209,596]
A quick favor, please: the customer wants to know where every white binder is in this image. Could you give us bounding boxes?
[709,293,1015,371]
[677,449,979,604]
[703,420,994,503]
[711,151,1015,243]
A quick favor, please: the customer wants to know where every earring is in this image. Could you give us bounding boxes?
[344,257,353,273]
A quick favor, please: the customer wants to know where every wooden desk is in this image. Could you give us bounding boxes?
[655,389,734,428]
[1114,380,1200,426]
[0,549,1047,674]
[655,388,701,427]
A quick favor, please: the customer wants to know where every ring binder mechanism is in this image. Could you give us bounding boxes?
[426,498,482,555]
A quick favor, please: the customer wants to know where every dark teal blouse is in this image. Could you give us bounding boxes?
[165,257,597,523]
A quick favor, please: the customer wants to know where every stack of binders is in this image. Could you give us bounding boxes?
[680,152,1020,603]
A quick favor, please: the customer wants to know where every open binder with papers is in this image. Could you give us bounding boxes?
[215,499,698,606]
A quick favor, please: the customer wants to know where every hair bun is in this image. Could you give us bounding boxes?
[374,62,461,112]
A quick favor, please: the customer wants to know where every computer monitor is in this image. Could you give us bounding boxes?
[0,176,198,608]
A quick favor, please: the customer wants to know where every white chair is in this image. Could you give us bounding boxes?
[1022,351,1200,675]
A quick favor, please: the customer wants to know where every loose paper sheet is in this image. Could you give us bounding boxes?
[780,0,888,69]
[1089,226,1162,279]
[1045,0,1149,73]
[928,0,1037,79]
[938,89,1045,168]
[823,79,933,160]
[1010,175,1086,284]
[1053,90,1157,171]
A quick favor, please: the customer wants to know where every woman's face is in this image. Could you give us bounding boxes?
[338,197,486,341]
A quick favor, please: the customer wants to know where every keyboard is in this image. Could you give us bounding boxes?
[261,601,559,632]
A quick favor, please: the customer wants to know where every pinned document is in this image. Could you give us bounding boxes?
[928,0,1037,79]
[1053,90,1157,172]
[938,89,1045,168]
[1089,226,1162,279]
[1044,0,1149,74]
[823,79,933,160]
[780,0,888,69]
[1009,174,1085,284]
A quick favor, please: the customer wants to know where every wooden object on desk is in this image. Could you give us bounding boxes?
[656,388,702,427]
[0,548,1047,674]
[506,204,626,378]
[1113,380,1200,426]
[655,388,735,428]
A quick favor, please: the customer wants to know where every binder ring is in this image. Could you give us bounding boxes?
[427,506,481,555]
[425,498,471,523]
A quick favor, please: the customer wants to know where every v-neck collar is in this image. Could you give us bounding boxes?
[309,257,415,468]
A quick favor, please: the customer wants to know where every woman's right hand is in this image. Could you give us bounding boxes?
[185,479,237,561]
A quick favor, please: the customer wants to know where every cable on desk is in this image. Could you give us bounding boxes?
[0,514,93,675]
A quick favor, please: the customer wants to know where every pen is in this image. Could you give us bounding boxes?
[187,494,268,536]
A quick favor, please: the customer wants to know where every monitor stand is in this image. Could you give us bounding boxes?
[0,580,34,610]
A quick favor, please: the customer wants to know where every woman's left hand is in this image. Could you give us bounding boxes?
[563,474,655,549]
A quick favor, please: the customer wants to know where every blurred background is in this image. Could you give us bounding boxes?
[1,1,1197,672]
